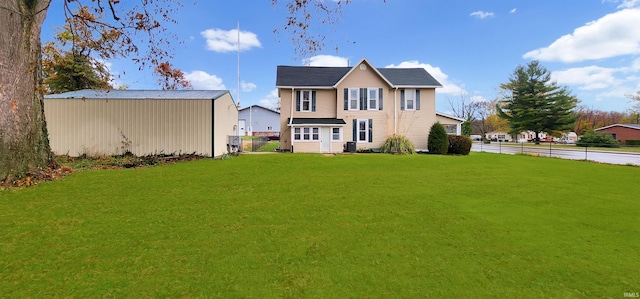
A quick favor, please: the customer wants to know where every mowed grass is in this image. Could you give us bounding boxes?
[1,153,639,297]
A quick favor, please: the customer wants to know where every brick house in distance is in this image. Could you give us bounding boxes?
[595,124,640,145]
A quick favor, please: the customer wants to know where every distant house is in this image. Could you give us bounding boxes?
[238,105,280,136]
[44,89,239,157]
[595,124,640,144]
[276,58,444,153]
[485,131,552,142]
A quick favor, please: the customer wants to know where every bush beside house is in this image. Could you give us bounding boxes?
[428,123,449,154]
[447,135,472,155]
[380,135,415,154]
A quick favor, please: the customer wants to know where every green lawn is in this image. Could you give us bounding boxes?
[1,153,639,297]
[257,141,280,152]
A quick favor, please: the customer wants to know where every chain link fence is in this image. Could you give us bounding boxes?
[472,141,640,166]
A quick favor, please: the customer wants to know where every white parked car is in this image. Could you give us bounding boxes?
[558,138,575,144]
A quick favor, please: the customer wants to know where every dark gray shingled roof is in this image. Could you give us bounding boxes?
[276,65,442,88]
[276,66,351,87]
[44,89,229,100]
[288,118,347,125]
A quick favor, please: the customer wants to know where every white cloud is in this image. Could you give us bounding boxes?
[603,0,640,9]
[552,66,621,90]
[259,89,280,110]
[385,60,465,95]
[470,11,495,19]
[184,70,226,89]
[240,81,256,92]
[551,63,640,106]
[470,95,488,103]
[201,28,261,53]
[509,8,517,14]
[523,9,640,63]
[303,55,349,67]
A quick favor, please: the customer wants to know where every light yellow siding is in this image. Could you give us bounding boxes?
[279,60,440,152]
[44,95,237,157]
[436,114,461,126]
[335,61,437,150]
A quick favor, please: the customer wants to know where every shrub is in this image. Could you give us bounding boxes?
[576,130,620,148]
[380,135,415,154]
[625,140,640,146]
[428,122,449,154]
[447,135,472,155]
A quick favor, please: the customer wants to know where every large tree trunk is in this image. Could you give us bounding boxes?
[0,0,53,183]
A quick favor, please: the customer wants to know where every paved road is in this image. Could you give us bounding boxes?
[471,143,640,166]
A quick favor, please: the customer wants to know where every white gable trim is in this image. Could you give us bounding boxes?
[436,112,465,123]
[332,58,394,88]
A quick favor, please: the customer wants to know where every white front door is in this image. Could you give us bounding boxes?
[321,127,331,152]
[239,120,246,136]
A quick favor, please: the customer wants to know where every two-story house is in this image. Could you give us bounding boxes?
[276,58,443,153]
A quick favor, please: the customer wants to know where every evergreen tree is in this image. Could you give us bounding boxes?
[428,122,449,154]
[497,60,578,144]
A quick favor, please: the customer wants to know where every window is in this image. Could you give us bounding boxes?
[358,120,368,142]
[368,88,378,110]
[443,124,457,134]
[294,127,320,141]
[294,128,301,140]
[301,90,311,112]
[303,128,311,140]
[332,127,341,141]
[349,88,359,110]
[267,126,273,131]
[405,89,416,110]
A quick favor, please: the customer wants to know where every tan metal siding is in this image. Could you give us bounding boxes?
[44,98,214,156]
[213,93,239,157]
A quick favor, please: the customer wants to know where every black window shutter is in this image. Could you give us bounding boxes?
[296,91,301,111]
[400,90,405,110]
[352,119,357,141]
[368,119,373,142]
[360,88,367,110]
[379,88,383,110]
[344,88,348,110]
[416,90,421,110]
[312,91,316,112]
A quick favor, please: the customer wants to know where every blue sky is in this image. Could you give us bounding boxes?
[42,0,640,113]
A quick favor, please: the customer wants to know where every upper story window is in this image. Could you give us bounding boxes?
[301,90,311,111]
[401,89,421,111]
[296,90,316,112]
[405,89,416,110]
[344,88,383,111]
[368,88,379,110]
[349,88,359,110]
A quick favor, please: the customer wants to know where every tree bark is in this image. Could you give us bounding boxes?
[0,0,53,183]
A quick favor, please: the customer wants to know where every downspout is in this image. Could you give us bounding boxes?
[394,87,398,135]
[211,98,215,157]
[289,88,294,126]
[289,88,295,151]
